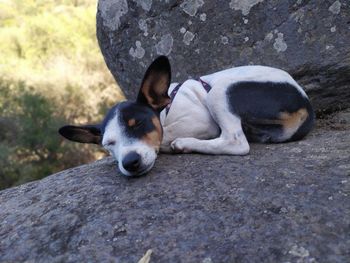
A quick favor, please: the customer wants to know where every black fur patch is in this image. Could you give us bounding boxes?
[58,125,102,144]
[101,104,118,134]
[103,101,158,139]
[226,81,314,142]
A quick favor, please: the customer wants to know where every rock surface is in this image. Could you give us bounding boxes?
[96,0,350,115]
[1,112,349,262]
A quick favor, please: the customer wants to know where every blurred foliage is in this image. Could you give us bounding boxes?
[0,0,124,189]
[0,80,98,188]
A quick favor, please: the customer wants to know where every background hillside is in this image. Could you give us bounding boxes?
[0,0,123,189]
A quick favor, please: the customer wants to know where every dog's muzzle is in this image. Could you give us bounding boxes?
[122,151,141,173]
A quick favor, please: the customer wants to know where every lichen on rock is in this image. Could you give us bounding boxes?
[183,31,195,45]
[98,0,128,31]
[180,0,204,16]
[129,41,145,59]
[328,0,342,14]
[273,32,288,53]
[229,0,264,16]
[155,34,174,55]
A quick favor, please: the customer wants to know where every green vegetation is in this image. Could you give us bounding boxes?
[0,0,124,189]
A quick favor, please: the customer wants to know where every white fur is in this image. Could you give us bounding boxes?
[160,79,220,152]
[201,65,307,98]
[160,65,306,154]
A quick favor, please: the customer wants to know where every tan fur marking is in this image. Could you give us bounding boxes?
[280,108,308,130]
[128,118,136,127]
[141,117,162,151]
[141,79,153,104]
[141,75,170,110]
[154,75,168,93]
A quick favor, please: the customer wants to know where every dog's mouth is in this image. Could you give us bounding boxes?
[119,160,155,177]
[116,144,158,177]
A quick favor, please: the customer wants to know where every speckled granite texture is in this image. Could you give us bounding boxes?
[96,0,350,115]
[1,112,349,262]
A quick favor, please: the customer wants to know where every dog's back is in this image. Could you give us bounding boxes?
[163,65,314,148]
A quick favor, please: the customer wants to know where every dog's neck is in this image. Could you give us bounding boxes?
[159,82,181,126]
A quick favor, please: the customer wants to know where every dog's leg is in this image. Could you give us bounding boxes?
[170,81,251,155]
[171,84,250,155]
[171,102,250,154]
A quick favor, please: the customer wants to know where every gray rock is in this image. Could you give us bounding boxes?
[1,113,349,262]
[96,0,350,116]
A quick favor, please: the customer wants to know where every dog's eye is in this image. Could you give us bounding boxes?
[133,119,144,129]
[104,140,116,147]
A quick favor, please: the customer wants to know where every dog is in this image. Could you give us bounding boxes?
[59,56,315,176]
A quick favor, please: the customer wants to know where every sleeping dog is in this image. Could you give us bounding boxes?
[59,56,314,176]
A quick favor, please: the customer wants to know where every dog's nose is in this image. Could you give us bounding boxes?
[122,151,141,172]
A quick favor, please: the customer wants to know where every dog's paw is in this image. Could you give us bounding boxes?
[170,138,192,153]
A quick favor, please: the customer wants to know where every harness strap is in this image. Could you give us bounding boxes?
[165,78,212,115]
[197,78,212,93]
[165,83,182,115]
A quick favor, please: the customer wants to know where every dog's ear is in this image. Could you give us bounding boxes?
[137,56,171,112]
[58,124,102,144]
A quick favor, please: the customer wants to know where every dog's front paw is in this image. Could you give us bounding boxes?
[170,138,192,153]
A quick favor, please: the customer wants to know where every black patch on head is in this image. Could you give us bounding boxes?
[101,104,118,134]
[116,101,158,139]
[226,81,314,142]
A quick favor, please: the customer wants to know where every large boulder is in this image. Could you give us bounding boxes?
[96,0,350,115]
[1,112,349,262]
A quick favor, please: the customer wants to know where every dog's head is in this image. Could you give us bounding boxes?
[59,56,171,176]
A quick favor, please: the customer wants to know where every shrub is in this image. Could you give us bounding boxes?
[0,0,123,189]
[0,80,104,189]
